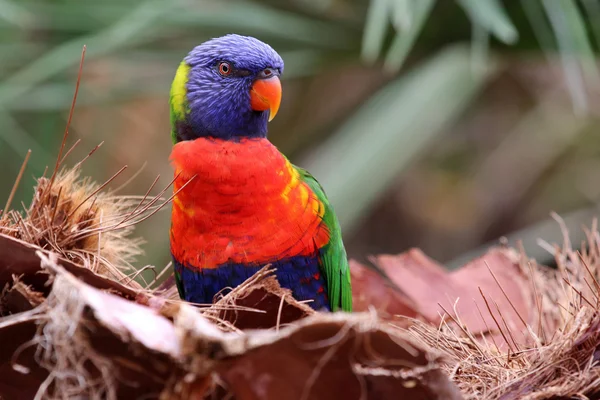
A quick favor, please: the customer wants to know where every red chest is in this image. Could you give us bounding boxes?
[169,138,330,269]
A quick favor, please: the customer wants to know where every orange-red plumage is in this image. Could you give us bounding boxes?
[170,137,330,269]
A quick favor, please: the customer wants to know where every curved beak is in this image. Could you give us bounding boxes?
[250,76,282,122]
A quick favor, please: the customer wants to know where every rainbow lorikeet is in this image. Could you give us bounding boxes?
[169,34,351,312]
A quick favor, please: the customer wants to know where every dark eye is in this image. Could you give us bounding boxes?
[218,62,231,76]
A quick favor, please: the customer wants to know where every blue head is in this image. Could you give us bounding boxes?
[170,34,284,143]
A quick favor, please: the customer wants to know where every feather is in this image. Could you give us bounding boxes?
[294,166,352,312]
[168,34,352,311]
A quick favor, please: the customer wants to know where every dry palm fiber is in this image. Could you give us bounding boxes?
[1,167,148,284]
[0,248,459,400]
[402,220,600,399]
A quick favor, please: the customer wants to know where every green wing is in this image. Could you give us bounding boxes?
[295,165,352,312]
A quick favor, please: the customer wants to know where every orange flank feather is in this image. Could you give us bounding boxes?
[169,137,331,269]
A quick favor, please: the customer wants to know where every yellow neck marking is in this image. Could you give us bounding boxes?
[170,61,191,121]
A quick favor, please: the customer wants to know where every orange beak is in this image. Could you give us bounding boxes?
[250,76,282,122]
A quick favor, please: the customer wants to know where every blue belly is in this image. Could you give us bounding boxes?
[173,254,330,311]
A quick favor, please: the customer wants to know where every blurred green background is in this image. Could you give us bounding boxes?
[1,0,600,274]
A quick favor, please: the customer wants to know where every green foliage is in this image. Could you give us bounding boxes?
[303,45,495,232]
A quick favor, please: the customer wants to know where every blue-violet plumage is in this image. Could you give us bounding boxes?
[173,254,331,311]
[176,34,284,141]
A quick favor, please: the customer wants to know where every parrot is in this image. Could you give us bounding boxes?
[169,34,352,312]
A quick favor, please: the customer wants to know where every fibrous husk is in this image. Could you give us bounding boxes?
[0,248,461,400]
[350,218,600,399]
[0,167,159,287]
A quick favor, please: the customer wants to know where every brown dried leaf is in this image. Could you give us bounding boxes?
[5,253,461,400]
[355,247,532,347]
[213,315,463,400]
[34,253,188,399]
[350,259,419,318]
[0,235,139,300]
[375,248,456,322]
[448,248,531,343]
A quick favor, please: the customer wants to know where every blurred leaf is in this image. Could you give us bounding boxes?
[361,0,390,63]
[548,0,599,82]
[277,50,330,78]
[0,110,52,163]
[17,3,133,31]
[581,0,600,48]
[384,0,435,72]
[391,0,412,32]
[541,0,598,114]
[0,0,33,28]
[366,0,517,70]
[302,45,496,233]
[468,94,590,251]
[0,0,169,108]
[470,21,490,72]
[457,0,518,44]
[521,0,557,53]
[17,1,356,49]
[290,0,335,14]
[170,1,357,50]
[0,43,44,70]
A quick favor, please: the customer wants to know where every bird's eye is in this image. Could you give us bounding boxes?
[259,68,277,79]
[218,62,232,76]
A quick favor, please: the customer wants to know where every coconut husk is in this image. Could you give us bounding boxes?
[350,217,600,399]
[1,250,460,399]
[0,167,161,287]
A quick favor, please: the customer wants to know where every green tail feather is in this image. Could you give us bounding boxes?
[295,165,352,312]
